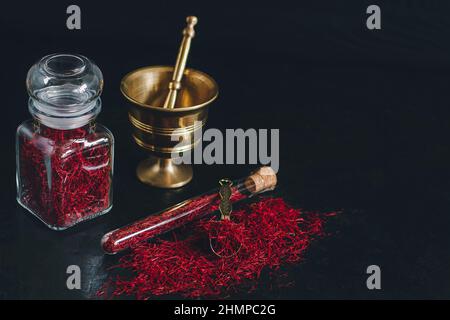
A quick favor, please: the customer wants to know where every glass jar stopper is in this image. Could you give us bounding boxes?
[26,53,103,129]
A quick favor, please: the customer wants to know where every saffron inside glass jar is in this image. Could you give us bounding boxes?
[16,53,114,230]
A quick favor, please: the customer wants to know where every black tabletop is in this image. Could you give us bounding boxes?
[0,0,449,299]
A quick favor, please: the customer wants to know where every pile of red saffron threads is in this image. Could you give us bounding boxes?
[18,124,112,228]
[98,197,336,299]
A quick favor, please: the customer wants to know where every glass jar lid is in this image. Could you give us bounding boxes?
[26,53,103,129]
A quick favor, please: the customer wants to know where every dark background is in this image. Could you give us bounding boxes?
[0,0,449,299]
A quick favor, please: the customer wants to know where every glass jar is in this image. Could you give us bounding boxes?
[16,53,114,230]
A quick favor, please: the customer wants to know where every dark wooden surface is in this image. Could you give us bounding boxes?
[0,0,450,299]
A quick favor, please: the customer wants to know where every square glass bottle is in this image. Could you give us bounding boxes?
[16,53,114,230]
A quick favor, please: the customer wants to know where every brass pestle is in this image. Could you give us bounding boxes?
[163,16,198,109]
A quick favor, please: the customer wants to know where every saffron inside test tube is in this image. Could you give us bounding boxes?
[101,186,246,254]
[101,167,277,254]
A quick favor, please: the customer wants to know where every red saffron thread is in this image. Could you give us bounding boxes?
[98,197,336,299]
[18,123,112,229]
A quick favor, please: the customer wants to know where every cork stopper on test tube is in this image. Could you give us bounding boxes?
[244,166,277,194]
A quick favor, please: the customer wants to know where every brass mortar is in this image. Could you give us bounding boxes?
[120,65,218,188]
